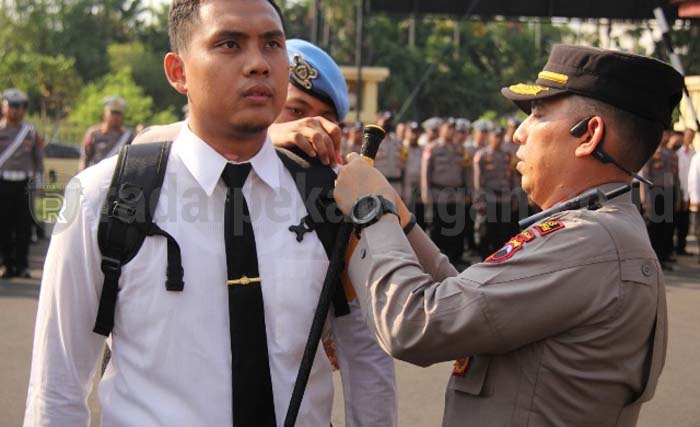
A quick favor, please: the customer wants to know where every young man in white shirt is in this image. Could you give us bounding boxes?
[24,1,383,425]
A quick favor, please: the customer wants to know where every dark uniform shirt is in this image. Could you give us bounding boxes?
[80,125,133,170]
[0,122,43,177]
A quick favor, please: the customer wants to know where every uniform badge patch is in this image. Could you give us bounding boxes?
[534,220,565,236]
[485,229,536,263]
[452,357,471,377]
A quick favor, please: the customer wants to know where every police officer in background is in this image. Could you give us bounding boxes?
[455,118,477,255]
[469,118,492,152]
[641,130,680,269]
[419,116,442,146]
[421,118,467,265]
[374,111,405,196]
[674,129,695,255]
[79,96,134,170]
[334,44,680,426]
[473,126,515,257]
[343,121,364,156]
[0,88,44,279]
[402,121,425,227]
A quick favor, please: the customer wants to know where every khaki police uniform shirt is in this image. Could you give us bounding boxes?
[0,121,43,177]
[402,143,424,202]
[640,146,680,209]
[350,183,666,426]
[421,140,468,205]
[473,145,514,198]
[80,125,133,170]
[375,135,404,195]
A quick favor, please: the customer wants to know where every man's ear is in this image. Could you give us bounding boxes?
[164,52,187,95]
[574,116,605,158]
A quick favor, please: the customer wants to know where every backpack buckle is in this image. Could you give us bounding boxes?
[101,256,122,274]
[111,201,137,224]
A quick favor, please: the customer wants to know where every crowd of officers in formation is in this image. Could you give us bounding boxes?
[1,88,700,280]
[341,111,700,268]
[344,112,535,265]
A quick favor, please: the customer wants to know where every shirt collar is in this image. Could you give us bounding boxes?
[173,124,281,196]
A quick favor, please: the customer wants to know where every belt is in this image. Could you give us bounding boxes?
[1,170,28,181]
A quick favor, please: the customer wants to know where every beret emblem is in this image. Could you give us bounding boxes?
[290,53,319,90]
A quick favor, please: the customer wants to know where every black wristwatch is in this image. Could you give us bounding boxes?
[350,195,399,235]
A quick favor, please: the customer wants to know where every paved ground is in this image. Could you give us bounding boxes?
[3,237,699,426]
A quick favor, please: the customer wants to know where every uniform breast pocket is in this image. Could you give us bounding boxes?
[266,258,330,353]
[448,355,491,396]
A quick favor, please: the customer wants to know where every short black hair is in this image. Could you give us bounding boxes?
[568,95,663,171]
[168,0,285,53]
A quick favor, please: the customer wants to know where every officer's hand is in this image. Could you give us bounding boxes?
[335,153,411,224]
[269,117,342,167]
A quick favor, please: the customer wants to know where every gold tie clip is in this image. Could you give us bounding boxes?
[226,276,261,286]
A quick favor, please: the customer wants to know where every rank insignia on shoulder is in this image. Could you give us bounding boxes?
[485,229,536,263]
[534,220,565,236]
[452,357,471,377]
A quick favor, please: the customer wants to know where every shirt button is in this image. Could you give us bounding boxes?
[641,262,653,277]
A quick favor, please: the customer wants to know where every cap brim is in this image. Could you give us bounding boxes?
[501,84,567,114]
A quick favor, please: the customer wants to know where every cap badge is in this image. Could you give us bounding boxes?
[538,71,569,84]
[290,53,319,90]
[509,84,550,96]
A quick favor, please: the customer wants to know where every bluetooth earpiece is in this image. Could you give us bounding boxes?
[570,116,614,164]
[569,116,593,138]
[569,115,654,186]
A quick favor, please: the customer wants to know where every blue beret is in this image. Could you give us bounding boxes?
[287,39,349,121]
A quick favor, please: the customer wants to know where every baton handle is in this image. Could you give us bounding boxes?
[284,125,385,427]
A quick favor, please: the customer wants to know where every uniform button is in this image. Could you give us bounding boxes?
[360,248,367,259]
[641,262,653,277]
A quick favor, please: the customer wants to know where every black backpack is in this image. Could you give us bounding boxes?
[93,141,349,337]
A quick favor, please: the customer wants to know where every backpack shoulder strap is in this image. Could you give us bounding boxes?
[94,141,182,336]
[276,147,350,317]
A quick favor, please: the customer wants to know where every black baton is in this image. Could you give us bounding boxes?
[284,125,386,427]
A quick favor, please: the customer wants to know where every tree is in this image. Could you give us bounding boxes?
[68,68,177,132]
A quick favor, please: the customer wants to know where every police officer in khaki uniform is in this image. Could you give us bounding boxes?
[402,121,426,227]
[79,96,133,170]
[640,135,680,268]
[421,118,467,264]
[335,45,681,426]
[343,121,364,156]
[0,88,44,278]
[419,117,442,146]
[375,111,405,195]
[455,119,477,255]
[473,127,515,257]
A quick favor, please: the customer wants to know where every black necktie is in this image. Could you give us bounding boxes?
[221,163,276,426]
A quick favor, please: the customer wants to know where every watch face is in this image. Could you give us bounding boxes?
[353,196,380,224]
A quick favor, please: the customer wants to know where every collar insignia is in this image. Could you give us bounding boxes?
[290,54,319,90]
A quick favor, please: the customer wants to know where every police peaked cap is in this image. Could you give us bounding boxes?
[287,39,349,121]
[501,44,684,129]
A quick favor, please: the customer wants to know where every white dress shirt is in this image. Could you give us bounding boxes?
[677,145,695,202]
[24,126,388,426]
[689,152,700,209]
